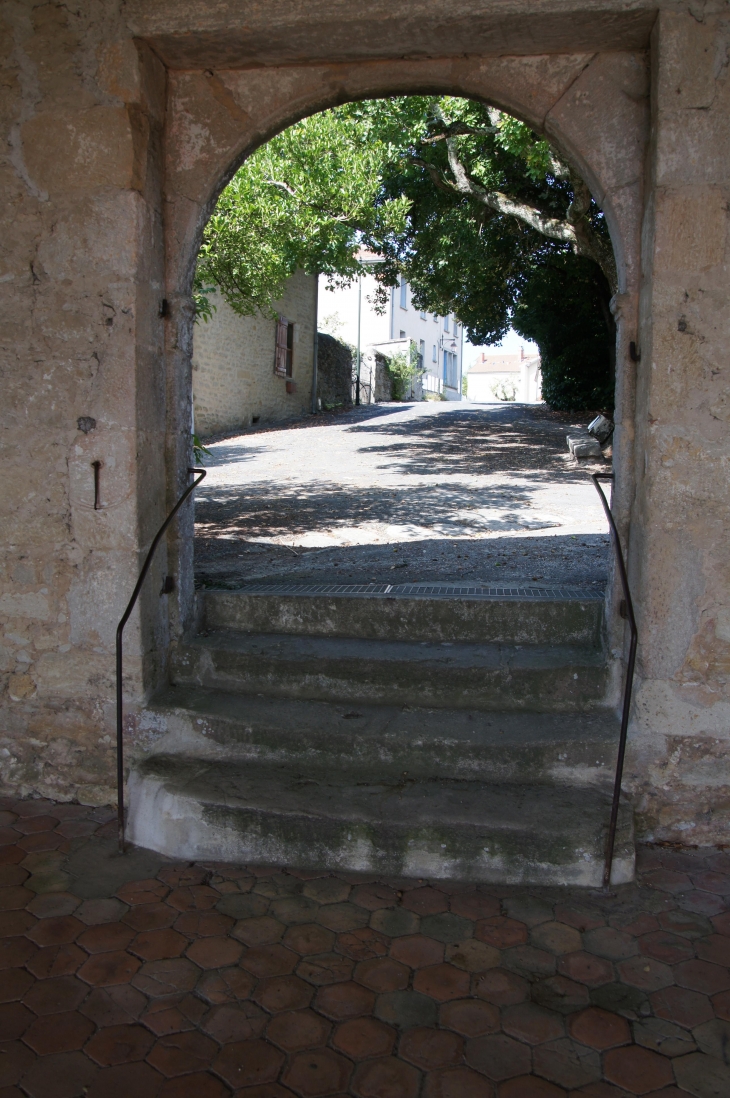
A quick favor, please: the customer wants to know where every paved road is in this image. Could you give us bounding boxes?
[194,402,611,589]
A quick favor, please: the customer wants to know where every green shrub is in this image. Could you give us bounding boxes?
[386,346,423,401]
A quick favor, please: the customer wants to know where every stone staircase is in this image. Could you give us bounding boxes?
[128,582,634,886]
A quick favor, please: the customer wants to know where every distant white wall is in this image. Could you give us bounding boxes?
[319,272,463,399]
[468,372,519,402]
[467,359,542,403]
[521,358,542,402]
[318,272,389,349]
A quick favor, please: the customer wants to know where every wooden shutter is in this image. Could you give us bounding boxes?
[274,315,288,377]
[286,320,294,377]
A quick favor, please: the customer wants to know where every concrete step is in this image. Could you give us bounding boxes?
[143,685,620,786]
[171,630,608,711]
[202,582,604,646]
[127,754,634,886]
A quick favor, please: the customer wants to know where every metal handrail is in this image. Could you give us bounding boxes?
[116,467,207,852]
[591,473,638,888]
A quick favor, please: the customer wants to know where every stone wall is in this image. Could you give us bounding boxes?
[192,272,316,437]
[373,352,394,403]
[315,332,353,411]
[314,336,394,408]
[0,1,728,845]
[357,349,394,405]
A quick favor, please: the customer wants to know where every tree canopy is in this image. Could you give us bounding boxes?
[196,96,616,409]
[195,106,410,316]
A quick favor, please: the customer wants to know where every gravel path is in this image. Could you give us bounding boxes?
[194,402,611,590]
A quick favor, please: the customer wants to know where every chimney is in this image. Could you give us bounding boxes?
[520,345,524,361]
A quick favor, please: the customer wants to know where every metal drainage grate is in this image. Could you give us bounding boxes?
[222,581,604,602]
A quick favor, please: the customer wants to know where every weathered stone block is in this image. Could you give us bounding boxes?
[654,187,727,274]
[22,108,136,194]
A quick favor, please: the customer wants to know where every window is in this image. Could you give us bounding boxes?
[274,315,294,378]
[399,330,406,339]
[444,315,450,332]
[418,339,425,369]
[433,314,439,323]
[443,351,458,389]
[399,275,407,309]
[432,344,437,362]
[441,351,458,390]
[420,310,426,320]
[287,323,294,377]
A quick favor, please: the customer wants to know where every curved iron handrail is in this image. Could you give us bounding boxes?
[116,467,207,852]
[591,473,638,888]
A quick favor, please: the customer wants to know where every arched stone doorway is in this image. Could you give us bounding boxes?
[115,44,650,880]
[4,4,726,853]
[159,52,648,642]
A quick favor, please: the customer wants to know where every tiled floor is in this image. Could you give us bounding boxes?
[2,797,729,1097]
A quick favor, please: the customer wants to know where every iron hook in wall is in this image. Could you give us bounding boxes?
[92,461,102,510]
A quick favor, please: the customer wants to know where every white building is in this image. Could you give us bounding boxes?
[318,261,463,401]
[466,347,542,403]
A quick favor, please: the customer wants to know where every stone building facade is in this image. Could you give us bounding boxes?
[192,271,317,437]
[0,2,728,849]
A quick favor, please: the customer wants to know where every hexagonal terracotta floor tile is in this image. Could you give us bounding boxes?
[23,1009,95,1055]
[267,1009,331,1052]
[567,1006,630,1050]
[439,998,500,1038]
[332,1016,395,1060]
[212,1038,284,1089]
[399,1026,463,1070]
[351,1056,419,1098]
[603,1044,674,1093]
[283,1047,353,1096]
[84,1022,155,1065]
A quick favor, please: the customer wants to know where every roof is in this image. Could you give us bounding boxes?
[468,350,540,374]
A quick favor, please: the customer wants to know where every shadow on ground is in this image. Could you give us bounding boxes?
[343,404,592,481]
[195,532,610,589]
[194,403,610,589]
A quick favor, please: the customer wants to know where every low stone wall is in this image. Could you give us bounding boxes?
[316,333,353,410]
[193,271,316,437]
[374,352,393,402]
[357,349,393,404]
[315,336,394,407]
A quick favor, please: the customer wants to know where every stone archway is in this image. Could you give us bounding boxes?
[4,4,727,847]
[159,51,648,642]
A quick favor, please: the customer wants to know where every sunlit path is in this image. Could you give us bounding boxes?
[194,402,610,590]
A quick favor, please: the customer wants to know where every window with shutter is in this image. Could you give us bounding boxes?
[274,315,289,377]
[286,319,294,377]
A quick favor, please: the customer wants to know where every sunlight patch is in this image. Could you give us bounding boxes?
[235,512,564,549]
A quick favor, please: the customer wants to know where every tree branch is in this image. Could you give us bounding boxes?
[444,135,575,242]
[408,156,458,196]
[421,122,498,144]
[266,179,297,197]
[266,179,353,223]
[442,132,617,292]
